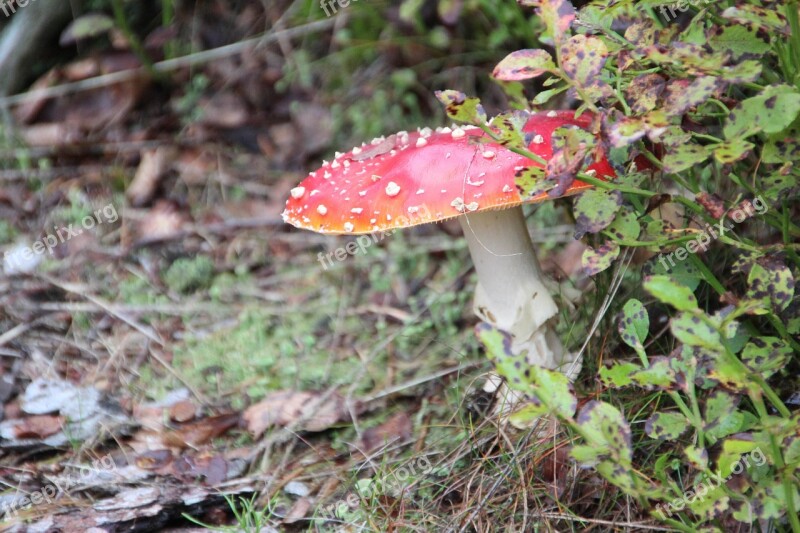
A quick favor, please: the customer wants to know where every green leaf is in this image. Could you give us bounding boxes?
[741,337,791,378]
[704,390,741,440]
[532,85,568,105]
[508,403,548,427]
[721,5,789,33]
[527,365,578,418]
[570,444,607,464]
[476,322,532,394]
[645,412,690,440]
[490,110,532,148]
[492,49,556,81]
[560,35,609,89]
[707,351,751,392]
[747,484,800,521]
[643,275,699,311]
[574,401,637,493]
[435,90,487,124]
[535,0,575,46]
[618,299,649,352]
[746,261,795,312]
[514,165,554,198]
[599,361,641,388]
[573,189,622,239]
[662,143,711,173]
[719,59,762,83]
[709,25,771,59]
[581,241,620,276]
[671,312,722,350]
[606,208,640,241]
[476,322,576,418]
[663,76,721,115]
[684,444,708,470]
[631,357,680,390]
[724,85,800,139]
[647,255,703,291]
[59,13,115,46]
[713,138,755,164]
[626,73,665,114]
[576,401,633,464]
[686,484,729,520]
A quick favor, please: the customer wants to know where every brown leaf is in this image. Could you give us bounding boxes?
[169,399,197,423]
[243,390,351,436]
[129,199,191,246]
[11,414,64,439]
[127,146,177,207]
[135,449,174,471]
[283,497,313,524]
[162,413,239,448]
[696,191,726,219]
[358,412,413,453]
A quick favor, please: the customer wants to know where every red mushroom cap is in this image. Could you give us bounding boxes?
[282,111,618,235]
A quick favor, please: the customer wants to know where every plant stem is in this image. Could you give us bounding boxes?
[110,0,161,81]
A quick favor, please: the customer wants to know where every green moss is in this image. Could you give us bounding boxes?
[163,256,215,294]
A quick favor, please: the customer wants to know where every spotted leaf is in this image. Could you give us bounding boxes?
[581,240,620,275]
[645,412,690,440]
[435,90,487,124]
[527,364,578,418]
[536,0,575,46]
[687,484,730,521]
[546,126,595,197]
[662,76,722,115]
[573,189,622,239]
[671,312,722,351]
[709,25,770,59]
[492,49,556,81]
[574,401,637,493]
[599,361,641,388]
[490,110,532,148]
[703,390,745,440]
[724,85,800,139]
[606,208,640,241]
[560,35,608,89]
[714,138,755,164]
[741,337,791,378]
[476,322,533,394]
[684,444,709,470]
[618,298,649,353]
[631,357,680,390]
[663,143,711,173]
[515,165,554,198]
[643,275,698,311]
[626,73,665,114]
[721,5,789,34]
[746,260,795,312]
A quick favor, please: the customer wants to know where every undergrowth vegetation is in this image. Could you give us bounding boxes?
[438,0,800,530]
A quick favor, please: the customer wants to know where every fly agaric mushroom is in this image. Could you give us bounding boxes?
[283,111,617,386]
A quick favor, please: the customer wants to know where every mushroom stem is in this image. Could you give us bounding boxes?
[459,208,580,379]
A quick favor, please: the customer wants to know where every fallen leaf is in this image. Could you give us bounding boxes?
[10,414,64,439]
[127,146,177,207]
[358,412,413,453]
[243,390,351,436]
